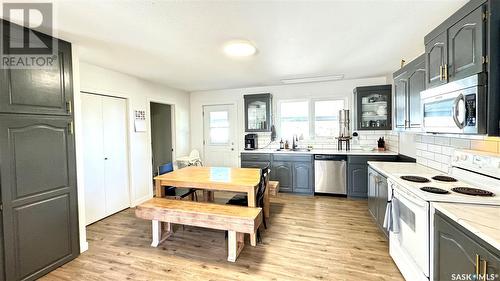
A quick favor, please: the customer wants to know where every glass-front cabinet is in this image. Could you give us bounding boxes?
[353,85,392,130]
[244,93,272,132]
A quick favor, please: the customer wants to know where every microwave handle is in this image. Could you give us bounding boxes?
[452,93,465,129]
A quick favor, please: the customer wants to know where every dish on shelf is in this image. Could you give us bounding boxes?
[362,111,377,116]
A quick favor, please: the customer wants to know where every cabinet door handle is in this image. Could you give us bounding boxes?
[482,260,487,276]
[439,66,443,81]
[476,254,480,278]
[443,64,448,80]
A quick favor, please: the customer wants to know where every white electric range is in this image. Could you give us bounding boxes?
[386,150,500,281]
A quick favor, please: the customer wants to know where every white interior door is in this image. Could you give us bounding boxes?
[203,104,238,167]
[82,93,129,225]
[81,94,106,225]
[102,96,129,215]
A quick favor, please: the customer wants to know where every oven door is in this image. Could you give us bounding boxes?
[422,86,481,134]
[390,187,429,279]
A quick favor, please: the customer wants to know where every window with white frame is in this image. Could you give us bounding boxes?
[313,100,345,138]
[279,100,309,140]
[278,99,346,140]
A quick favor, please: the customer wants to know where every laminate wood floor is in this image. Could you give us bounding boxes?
[43,193,403,281]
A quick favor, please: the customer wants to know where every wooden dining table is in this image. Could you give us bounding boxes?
[153,166,267,246]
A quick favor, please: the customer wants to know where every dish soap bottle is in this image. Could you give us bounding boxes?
[279,139,284,150]
[284,140,289,150]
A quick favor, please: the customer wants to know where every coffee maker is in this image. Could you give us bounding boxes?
[244,134,258,150]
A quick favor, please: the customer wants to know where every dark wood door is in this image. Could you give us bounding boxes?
[434,212,500,281]
[394,75,408,129]
[0,114,79,281]
[407,60,426,128]
[447,6,485,82]
[425,31,448,88]
[348,164,368,198]
[292,162,312,194]
[271,162,292,192]
[0,25,73,116]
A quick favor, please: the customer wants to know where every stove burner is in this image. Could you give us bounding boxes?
[420,187,450,194]
[451,187,494,197]
[400,176,430,183]
[432,175,457,182]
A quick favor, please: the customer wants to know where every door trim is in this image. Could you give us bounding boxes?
[147,99,176,174]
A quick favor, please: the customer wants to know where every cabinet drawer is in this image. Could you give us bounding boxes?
[273,154,312,162]
[241,161,268,169]
[241,153,271,162]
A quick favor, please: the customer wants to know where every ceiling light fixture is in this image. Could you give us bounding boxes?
[223,40,257,57]
[281,74,345,84]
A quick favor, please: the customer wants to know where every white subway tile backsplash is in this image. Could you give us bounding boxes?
[416,143,428,151]
[427,159,444,171]
[417,157,428,166]
[450,138,471,149]
[427,144,442,154]
[434,136,450,146]
[441,146,455,156]
[422,135,435,144]
[434,154,451,165]
[421,150,434,160]
[415,134,422,142]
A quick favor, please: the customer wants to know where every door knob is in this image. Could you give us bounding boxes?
[231,148,234,151]
[104,157,108,160]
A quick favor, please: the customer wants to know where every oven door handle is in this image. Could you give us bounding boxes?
[452,93,465,129]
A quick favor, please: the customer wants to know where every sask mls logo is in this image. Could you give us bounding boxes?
[1,2,57,69]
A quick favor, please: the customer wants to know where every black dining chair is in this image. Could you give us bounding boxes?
[226,163,270,242]
[158,163,197,201]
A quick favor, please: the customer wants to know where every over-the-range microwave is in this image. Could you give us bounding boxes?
[421,74,486,134]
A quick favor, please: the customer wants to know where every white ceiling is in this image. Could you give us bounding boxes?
[50,0,467,92]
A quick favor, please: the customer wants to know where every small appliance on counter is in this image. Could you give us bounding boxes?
[244,133,258,150]
[335,109,352,150]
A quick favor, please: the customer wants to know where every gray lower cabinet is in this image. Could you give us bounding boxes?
[347,164,368,198]
[347,155,399,198]
[368,167,389,237]
[434,211,499,281]
[292,162,313,194]
[0,114,79,280]
[240,153,271,169]
[272,162,293,192]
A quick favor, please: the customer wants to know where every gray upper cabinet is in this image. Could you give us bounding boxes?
[353,85,392,131]
[0,25,73,116]
[447,6,485,82]
[0,114,79,280]
[244,93,272,132]
[393,54,425,130]
[425,31,448,88]
[434,210,499,281]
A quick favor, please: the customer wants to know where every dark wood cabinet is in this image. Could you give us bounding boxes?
[434,211,499,281]
[368,166,389,237]
[244,93,272,132]
[353,85,392,131]
[393,54,425,130]
[271,162,293,192]
[292,162,313,194]
[0,114,79,280]
[348,164,368,198]
[425,31,448,88]
[448,6,485,82]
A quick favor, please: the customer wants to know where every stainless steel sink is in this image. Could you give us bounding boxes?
[275,148,311,152]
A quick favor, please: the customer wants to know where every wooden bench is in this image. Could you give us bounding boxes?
[135,198,262,262]
[268,181,280,196]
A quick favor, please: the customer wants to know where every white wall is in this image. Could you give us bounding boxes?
[190,77,387,158]
[74,56,190,251]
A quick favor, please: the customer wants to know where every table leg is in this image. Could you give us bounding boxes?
[248,189,257,246]
[151,220,171,247]
[264,182,270,221]
[155,179,164,198]
[203,190,214,202]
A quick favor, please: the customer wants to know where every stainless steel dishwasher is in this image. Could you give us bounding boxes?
[314,155,347,195]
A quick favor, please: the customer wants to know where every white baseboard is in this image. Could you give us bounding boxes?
[80,241,89,253]
[132,193,153,207]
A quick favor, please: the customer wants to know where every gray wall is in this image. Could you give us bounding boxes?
[151,103,173,174]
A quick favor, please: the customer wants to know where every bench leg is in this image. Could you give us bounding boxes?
[227,231,244,262]
[151,220,172,247]
[203,190,214,202]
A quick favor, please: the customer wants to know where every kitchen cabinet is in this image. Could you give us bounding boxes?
[347,155,400,198]
[272,154,314,194]
[425,31,448,88]
[424,4,486,89]
[240,153,271,169]
[353,85,392,131]
[272,162,293,193]
[434,210,499,281]
[393,54,425,130]
[244,93,272,132]
[368,166,389,237]
[292,162,313,194]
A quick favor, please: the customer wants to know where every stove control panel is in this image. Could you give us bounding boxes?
[452,150,500,178]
